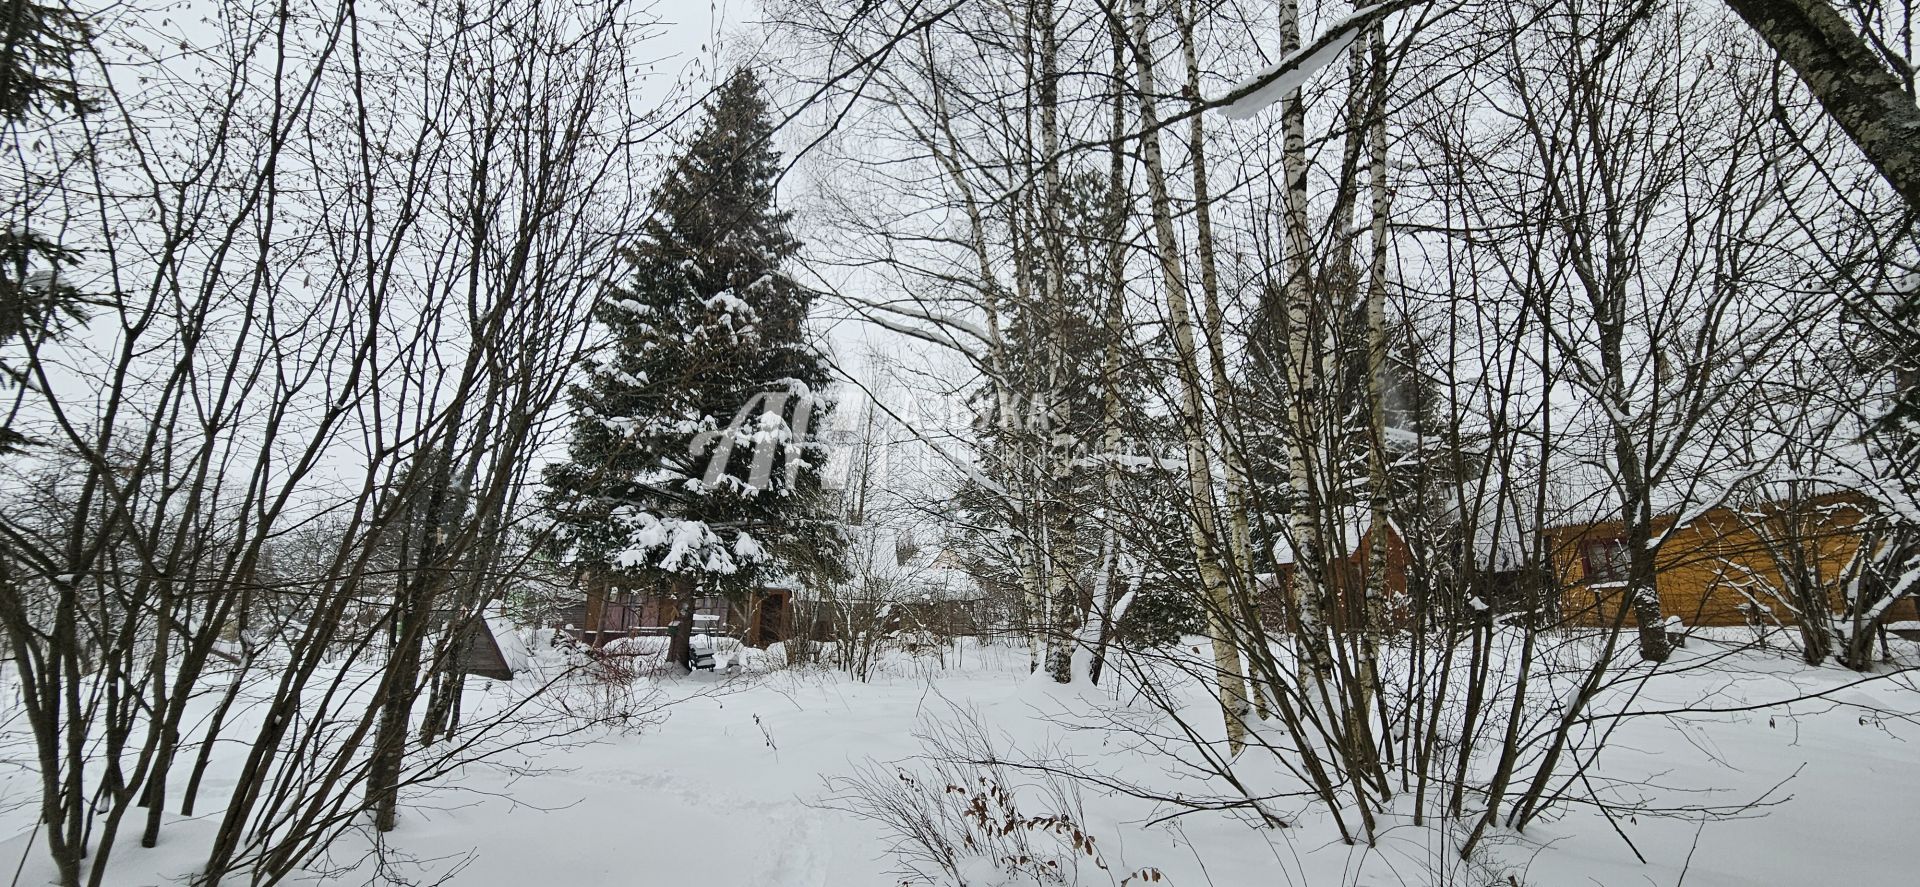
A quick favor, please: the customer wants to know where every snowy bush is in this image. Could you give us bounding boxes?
[822,708,1161,887]
[596,635,671,676]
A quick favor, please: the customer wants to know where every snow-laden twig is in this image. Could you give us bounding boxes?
[1215,0,1430,119]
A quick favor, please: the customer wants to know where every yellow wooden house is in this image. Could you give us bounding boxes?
[1547,491,1918,629]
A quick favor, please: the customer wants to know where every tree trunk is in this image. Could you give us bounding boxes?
[666,575,697,671]
[1276,0,1336,682]
[368,622,424,831]
[582,579,606,646]
[1614,435,1672,663]
[1130,0,1250,753]
[1722,0,1920,210]
[1355,13,1394,780]
[420,619,471,746]
[1176,0,1267,720]
[1089,22,1130,689]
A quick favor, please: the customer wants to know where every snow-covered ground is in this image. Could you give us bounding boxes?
[3,634,1915,886]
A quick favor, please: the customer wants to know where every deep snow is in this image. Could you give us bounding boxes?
[2,633,1916,886]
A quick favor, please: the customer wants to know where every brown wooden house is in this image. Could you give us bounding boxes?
[1546,491,1919,629]
[1249,490,1920,635]
[559,573,795,648]
[1260,516,1415,632]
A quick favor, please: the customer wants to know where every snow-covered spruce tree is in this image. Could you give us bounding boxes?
[545,70,843,669]
[1,0,98,456]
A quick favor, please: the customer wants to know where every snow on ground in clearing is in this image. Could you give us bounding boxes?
[2,633,1916,885]
[347,636,1920,886]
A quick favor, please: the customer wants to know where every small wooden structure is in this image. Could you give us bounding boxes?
[560,574,794,648]
[421,611,519,681]
[458,619,517,681]
[1260,516,1415,631]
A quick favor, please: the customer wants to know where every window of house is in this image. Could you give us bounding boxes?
[1582,538,1632,584]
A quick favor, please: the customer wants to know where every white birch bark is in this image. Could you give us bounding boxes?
[1175,0,1267,719]
[1276,0,1336,680]
[1130,0,1250,752]
[1355,13,1392,771]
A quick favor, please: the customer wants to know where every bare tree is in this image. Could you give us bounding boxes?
[0,1,660,883]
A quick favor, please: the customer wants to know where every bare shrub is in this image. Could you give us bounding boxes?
[821,708,1161,887]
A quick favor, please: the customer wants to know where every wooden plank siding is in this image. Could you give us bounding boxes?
[460,620,517,681]
[562,573,794,648]
[1545,492,1917,628]
[1260,521,1417,632]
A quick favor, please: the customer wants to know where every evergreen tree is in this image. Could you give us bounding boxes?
[2,1,99,454]
[544,70,842,667]
[0,0,96,121]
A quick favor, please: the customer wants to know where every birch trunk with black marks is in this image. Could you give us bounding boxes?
[1276,0,1336,681]
[1131,0,1250,752]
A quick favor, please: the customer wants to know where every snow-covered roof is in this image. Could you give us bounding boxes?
[1271,508,1396,566]
[834,523,980,601]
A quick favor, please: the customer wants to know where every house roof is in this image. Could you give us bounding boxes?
[834,523,980,601]
[1270,508,1400,566]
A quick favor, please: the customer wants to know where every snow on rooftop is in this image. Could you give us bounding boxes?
[1271,508,1388,566]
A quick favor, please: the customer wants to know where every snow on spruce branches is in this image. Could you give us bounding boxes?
[544,70,844,589]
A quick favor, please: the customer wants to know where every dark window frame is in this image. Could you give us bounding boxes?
[1582,537,1632,585]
